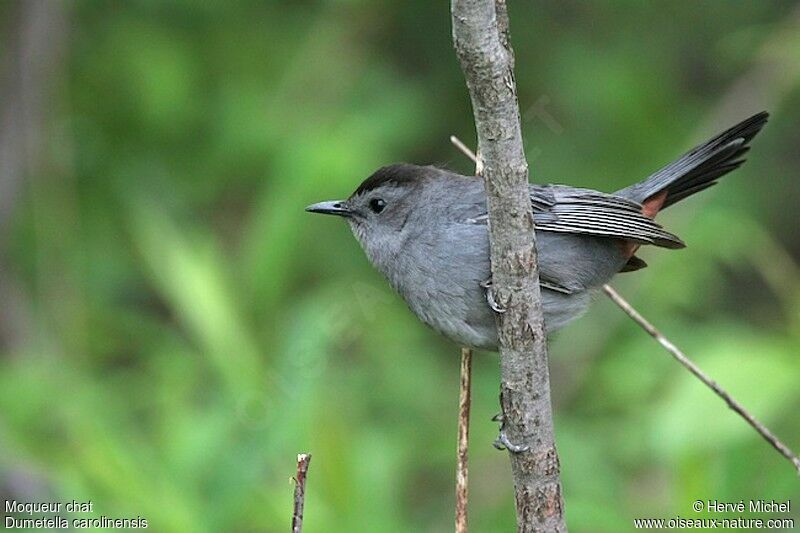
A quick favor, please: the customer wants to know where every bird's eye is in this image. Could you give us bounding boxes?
[369,198,387,213]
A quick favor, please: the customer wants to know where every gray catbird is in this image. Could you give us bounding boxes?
[307,112,768,350]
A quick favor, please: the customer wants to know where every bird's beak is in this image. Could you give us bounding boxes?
[305,200,353,218]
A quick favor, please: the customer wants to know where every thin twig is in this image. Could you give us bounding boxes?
[291,453,312,533]
[602,284,800,475]
[450,135,478,164]
[455,347,473,533]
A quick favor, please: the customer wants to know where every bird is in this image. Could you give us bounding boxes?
[306,112,768,351]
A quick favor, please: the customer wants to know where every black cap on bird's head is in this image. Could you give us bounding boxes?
[305,163,426,220]
[350,163,423,197]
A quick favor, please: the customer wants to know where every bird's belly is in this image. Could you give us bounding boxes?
[399,274,497,350]
[400,277,593,351]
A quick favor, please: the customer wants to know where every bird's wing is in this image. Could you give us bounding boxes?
[465,186,684,248]
[531,186,685,249]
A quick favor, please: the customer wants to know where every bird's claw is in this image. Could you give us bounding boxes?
[492,412,529,453]
[493,430,530,453]
[480,279,505,313]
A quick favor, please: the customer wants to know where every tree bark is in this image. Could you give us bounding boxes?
[451,1,567,531]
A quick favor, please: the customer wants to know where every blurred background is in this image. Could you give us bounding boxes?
[1,1,798,531]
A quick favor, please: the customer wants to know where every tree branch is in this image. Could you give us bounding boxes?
[291,453,312,533]
[451,1,566,531]
[602,285,800,475]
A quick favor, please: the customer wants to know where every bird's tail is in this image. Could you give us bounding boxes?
[616,111,769,208]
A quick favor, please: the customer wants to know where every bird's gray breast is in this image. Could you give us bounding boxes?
[386,220,498,349]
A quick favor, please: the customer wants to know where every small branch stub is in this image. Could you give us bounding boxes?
[291,453,312,533]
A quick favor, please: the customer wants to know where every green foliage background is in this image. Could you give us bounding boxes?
[1,1,799,531]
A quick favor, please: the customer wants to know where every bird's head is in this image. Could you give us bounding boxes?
[305,164,431,263]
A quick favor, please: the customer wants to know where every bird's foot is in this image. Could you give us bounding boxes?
[491,413,530,453]
[493,432,530,453]
[480,279,505,313]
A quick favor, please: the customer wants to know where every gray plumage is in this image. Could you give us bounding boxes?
[306,112,768,350]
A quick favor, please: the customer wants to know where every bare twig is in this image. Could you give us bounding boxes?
[455,347,473,533]
[451,1,567,531]
[291,453,312,533]
[602,285,800,475]
[451,136,478,164]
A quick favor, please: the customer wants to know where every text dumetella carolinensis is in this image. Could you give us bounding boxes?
[307,112,768,350]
